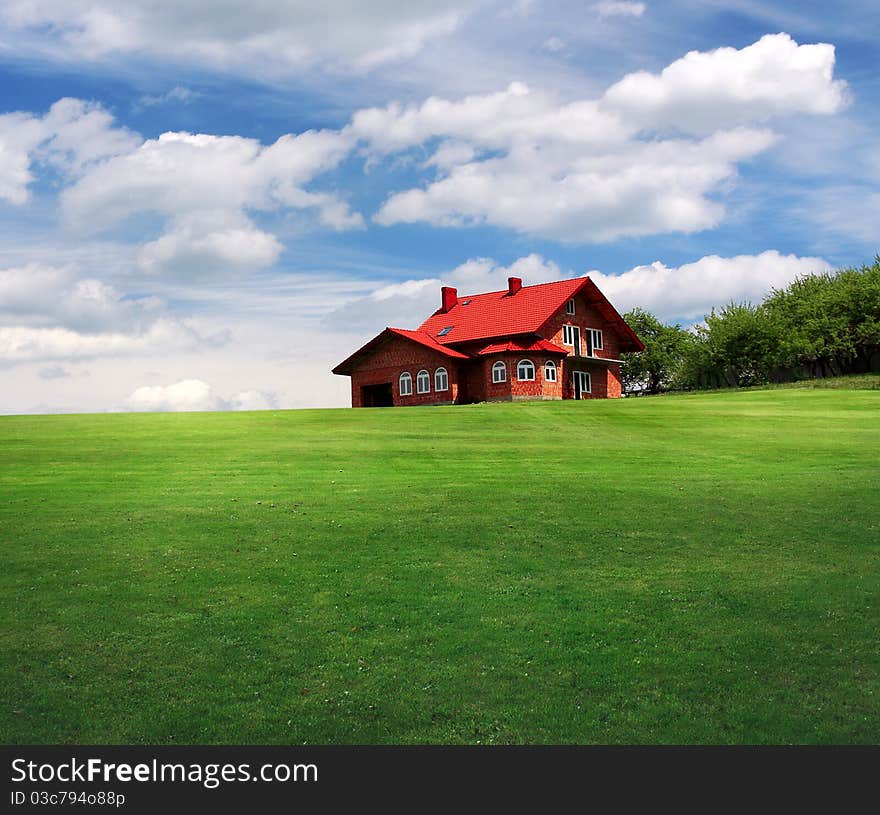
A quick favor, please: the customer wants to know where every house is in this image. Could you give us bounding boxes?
[332,276,644,407]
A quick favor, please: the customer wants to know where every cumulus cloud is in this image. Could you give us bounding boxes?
[124,379,217,412]
[2,33,850,260]
[0,97,139,204]
[602,33,849,134]
[59,127,361,275]
[124,379,277,412]
[136,213,284,278]
[359,34,846,242]
[589,250,832,320]
[0,1,478,75]
[375,125,776,240]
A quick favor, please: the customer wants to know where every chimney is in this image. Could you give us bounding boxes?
[441,286,458,313]
[508,276,522,295]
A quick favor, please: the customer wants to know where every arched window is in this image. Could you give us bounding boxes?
[544,360,557,382]
[399,372,412,396]
[416,369,430,394]
[435,367,449,392]
[517,359,535,381]
[492,361,507,383]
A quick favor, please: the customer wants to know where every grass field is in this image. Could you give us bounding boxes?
[2,387,878,744]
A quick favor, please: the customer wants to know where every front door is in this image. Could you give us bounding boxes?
[572,370,590,399]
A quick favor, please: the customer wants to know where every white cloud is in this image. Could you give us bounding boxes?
[124,379,278,412]
[0,262,228,363]
[602,33,849,134]
[55,125,361,276]
[360,34,845,242]
[0,262,164,332]
[594,2,646,19]
[351,81,625,154]
[589,250,833,320]
[375,126,776,241]
[136,213,284,278]
[0,1,479,76]
[0,98,138,204]
[0,319,220,364]
[0,113,45,204]
[124,379,217,412]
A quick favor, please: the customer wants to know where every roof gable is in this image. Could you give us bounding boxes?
[331,327,468,376]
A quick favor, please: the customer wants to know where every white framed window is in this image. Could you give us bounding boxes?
[416,369,430,394]
[573,370,591,397]
[435,367,449,392]
[566,298,575,315]
[517,359,535,381]
[544,360,557,382]
[562,323,582,355]
[492,361,507,383]
[399,372,412,396]
[586,328,603,356]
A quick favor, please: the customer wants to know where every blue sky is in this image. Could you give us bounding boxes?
[0,0,877,413]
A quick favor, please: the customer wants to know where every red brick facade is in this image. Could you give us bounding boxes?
[334,277,642,407]
[349,336,461,408]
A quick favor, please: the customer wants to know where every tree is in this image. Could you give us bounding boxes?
[688,302,783,388]
[620,308,692,394]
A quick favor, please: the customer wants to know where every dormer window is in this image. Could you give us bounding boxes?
[566,298,575,315]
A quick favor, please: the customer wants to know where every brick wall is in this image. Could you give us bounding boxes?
[561,359,621,399]
[349,336,464,407]
[470,353,564,401]
[542,294,621,361]
[541,293,623,398]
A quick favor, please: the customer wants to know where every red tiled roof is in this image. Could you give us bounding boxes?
[476,338,569,356]
[418,277,644,353]
[331,326,468,376]
[419,278,585,344]
[388,328,470,358]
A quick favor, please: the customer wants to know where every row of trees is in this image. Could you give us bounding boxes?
[620,257,880,393]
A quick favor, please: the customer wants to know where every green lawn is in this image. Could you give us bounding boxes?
[2,388,878,744]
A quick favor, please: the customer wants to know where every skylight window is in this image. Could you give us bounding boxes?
[462,299,472,305]
[437,326,454,337]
